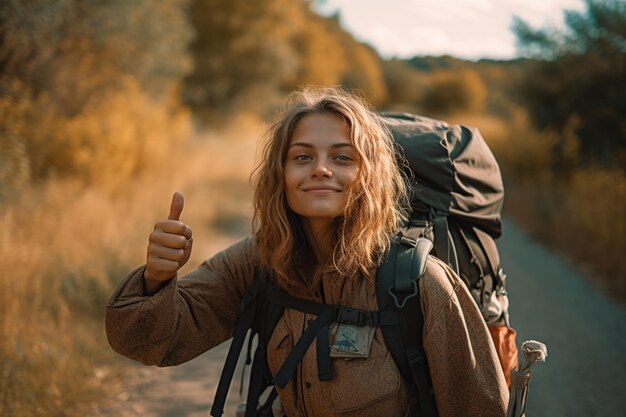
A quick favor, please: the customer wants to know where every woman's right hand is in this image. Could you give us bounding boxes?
[144,192,193,294]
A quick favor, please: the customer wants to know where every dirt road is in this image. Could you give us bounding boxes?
[95,218,626,417]
[501,219,626,416]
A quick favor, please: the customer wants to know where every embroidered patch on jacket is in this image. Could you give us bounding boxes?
[329,323,375,358]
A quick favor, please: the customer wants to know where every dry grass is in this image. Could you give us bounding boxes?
[503,168,626,298]
[483,109,626,300]
[0,113,265,416]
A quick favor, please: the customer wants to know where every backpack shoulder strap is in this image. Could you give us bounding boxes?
[472,225,504,285]
[387,234,432,308]
[432,215,460,276]
[211,268,269,417]
[377,235,438,417]
[243,292,283,417]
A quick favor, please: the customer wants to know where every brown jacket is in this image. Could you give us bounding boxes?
[105,236,508,417]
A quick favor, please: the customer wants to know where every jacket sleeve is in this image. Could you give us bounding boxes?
[420,256,508,417]
[104,236,257,367]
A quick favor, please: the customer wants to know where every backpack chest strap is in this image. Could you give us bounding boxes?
[267,286,398,388]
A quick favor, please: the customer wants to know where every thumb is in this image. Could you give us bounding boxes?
[168,191,184,221]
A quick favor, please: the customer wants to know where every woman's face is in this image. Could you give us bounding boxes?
[284,112,360,228]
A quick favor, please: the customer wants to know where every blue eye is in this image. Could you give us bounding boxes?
[334,155,352,161]
[295,154,312,161]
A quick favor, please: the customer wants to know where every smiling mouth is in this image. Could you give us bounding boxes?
[303,187,341,192]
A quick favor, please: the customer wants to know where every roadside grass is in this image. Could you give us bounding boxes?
[503,168,626,299]
[467,109,626,300]
[0,114,262,416]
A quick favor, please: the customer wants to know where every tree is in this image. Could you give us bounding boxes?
[0,0,193,185]
[512,0,626,166]
[287,12,347,89]
[382,59,425,106]
[419,69,487,115]
[341,43,389,106]
[185,0,304,112]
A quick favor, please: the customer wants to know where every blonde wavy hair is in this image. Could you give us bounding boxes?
[252,87,409,291]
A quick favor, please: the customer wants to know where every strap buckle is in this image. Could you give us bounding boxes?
[334,307,371,326]
[393,232,418,248]
[387,280,418,309]
[398,235,417,247]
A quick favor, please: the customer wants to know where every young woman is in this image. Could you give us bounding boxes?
[105,87,508,417]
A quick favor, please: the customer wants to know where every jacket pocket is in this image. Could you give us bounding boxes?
[328,347,401,413]
[267,319,293,374]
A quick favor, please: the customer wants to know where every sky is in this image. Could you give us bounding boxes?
[314,0,586,60]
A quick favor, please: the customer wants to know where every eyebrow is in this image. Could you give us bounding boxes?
[288,142,355,149]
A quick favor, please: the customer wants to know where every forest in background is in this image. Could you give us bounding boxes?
[0,0,624,415]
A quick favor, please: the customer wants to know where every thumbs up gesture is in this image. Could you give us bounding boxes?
[144,192,193,293]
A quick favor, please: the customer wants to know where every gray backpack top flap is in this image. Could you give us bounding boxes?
[383,112,504,238]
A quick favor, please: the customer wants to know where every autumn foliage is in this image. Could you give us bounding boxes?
[0,0,624,415]
[0,0,193,196]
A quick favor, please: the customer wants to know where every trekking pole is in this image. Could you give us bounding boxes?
[506,340,548,417]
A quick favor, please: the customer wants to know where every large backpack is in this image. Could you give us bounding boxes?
[384,112,509,325]
[209,113,510,417]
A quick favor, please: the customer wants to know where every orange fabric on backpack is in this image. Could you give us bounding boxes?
[488,324,519,386]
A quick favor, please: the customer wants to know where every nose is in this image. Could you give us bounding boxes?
[311,159,332,178]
